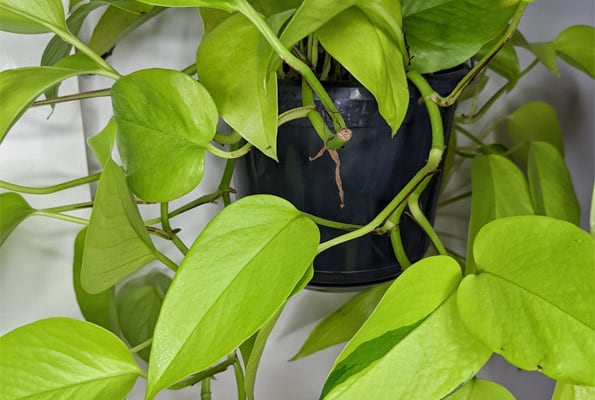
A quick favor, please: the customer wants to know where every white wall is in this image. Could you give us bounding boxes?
[0,1,593,399]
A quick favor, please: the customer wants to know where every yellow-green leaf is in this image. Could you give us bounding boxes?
[0,192,34,245]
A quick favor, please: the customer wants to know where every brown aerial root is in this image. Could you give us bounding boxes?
[310,145,345,208]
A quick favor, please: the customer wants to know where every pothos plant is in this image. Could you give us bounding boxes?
[0,0,594,399]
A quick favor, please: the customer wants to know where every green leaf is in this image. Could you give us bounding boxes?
[552,381,595,400]
[88,118,118,167]
[0,317,142,400]
[101,0,154,14]
[198,7,230,36]
[530,41,559,76]
[292,281,390,361]
[0,0,67,34]
[527,141,580,225]
[506,101,564,165]
[0,192,34,246]
[112,68,218,202]
[81,159,157,294]
[458,216,595,386]
[466,155,534,273]
[553,25,595,79]
[0,54,105,144]
[116,270,171,361]
[316,2,409,133]
[403,0,520,73]
[322,256,491,400]
[196,13,278,159]
[138,0,240,13]
[146,195,319,398]
[73,228,113,330]
[446,378,515,400]
[88,5,164,57]
[591,184,595,236]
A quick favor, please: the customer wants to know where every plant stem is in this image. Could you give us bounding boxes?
[278,106,316,126]
[235,1,349,136]
[129,338,153,354]
[206,142,252,159]
[160,202,189,255]
[144,191,227,225]
[0,173,101,194]
[41,201,94,213]
[214,131,242,145]
[154,250,178,272]
[429,3,528,107]
[169,357,237,390]
[32,211,89,225]
[318,71,444,254]
[454,125,489,149]
[32,88,112,107]
[407,183,447,256]
[438,191,472,207]
[201,378,212,400]
[54,29,121,80]
[218,146,238,207]
[302,213,362,231]
[230,352,246,400]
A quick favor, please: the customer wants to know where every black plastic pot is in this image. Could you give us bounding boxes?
[240,65,469,289]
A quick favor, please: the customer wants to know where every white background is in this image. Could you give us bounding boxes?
[1,1,593,399]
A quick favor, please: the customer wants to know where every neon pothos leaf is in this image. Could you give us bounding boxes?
[527,141,580,225]
[317,2,409,134]
[0,192,34,246]
[196,13,278,159]
[466,154,534,273]
[0,318,142,400]
[88,118,117,167]
[447,378,515,400]
[458,216,595,386]
[116,270,171,361]
[292,281,390,361]
[0,0,67,34]
[112,68,218,202]
[0,54,106,144]
[81,159,157,294]
[322,256,491,400]
[146,195,319,399]
[553,25,595,79]
[505,101,564,165]
[73,228,113,330]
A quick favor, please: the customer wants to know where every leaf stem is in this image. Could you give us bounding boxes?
[160,202,189,255]
[169,357,237,390]
[428,2,528,107]
[40,201,94,213]
[302,213,362,231]
[278,106,316,126]
[230,352,247,400]
[407,182,447,256]
[0,173,101,194]
[129,338,153,354]
[154,250,178,272]
[32,211,89,225]
[218,146,238,207]
[32,88,111,107]
[438,191,472,207]
[207,142,252,159]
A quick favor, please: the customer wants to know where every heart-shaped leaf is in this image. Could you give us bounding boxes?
[116,270,171,361]
[317,3,409,133]
[0,0,67,34]
[402,0,520,73]
[0,318,142,400]
[87,118,117,168]
[73,228,113,330]
[505,101,564,165]
[553,25,595,79]
[81,159,157,294]
[293,281,390,361]
[527,141,580,225]
[466,155,534,272]
[322,256,491,399]
[458,216,595,386]
[0,192,34,246]
[146,195,319,398]
[112,68,218,201]
[552,381,595,400]
[196,13,278,159]
[447,378,515,400]
[0,54,106,143]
